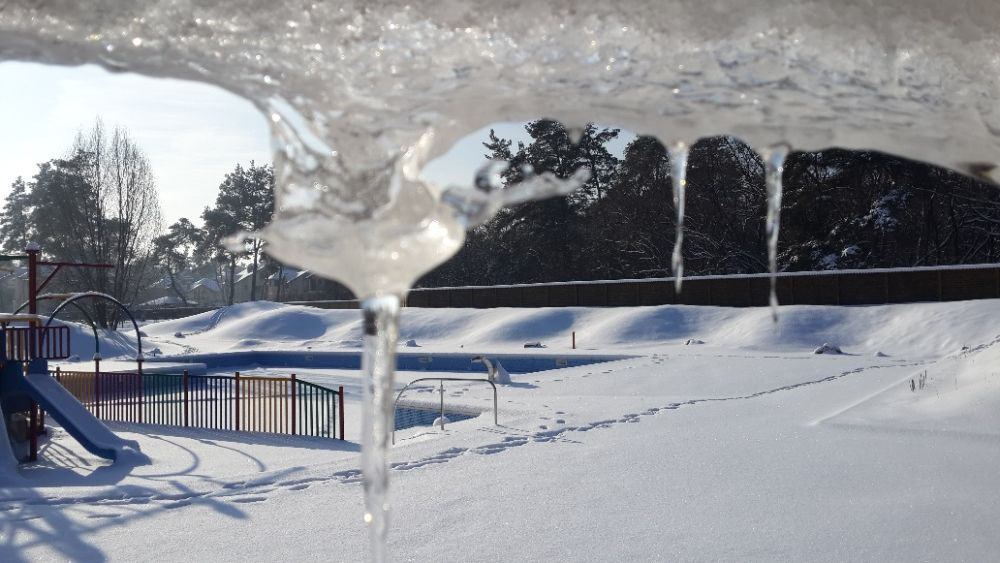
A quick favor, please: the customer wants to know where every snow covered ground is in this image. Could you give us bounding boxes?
[5,300,1000,561]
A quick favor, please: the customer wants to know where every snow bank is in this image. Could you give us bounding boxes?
[827,333,1000,435]
[54,321,140,360]
[141,299,1000,358]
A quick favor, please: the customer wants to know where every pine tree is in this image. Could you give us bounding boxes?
[0,177,32,254]
[201,161,275,302]
[152,218,204,304]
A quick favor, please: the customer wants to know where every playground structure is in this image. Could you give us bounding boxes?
[0,244,144,466]
[2,244,349,468]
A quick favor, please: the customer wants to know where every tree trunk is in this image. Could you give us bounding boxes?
[250,242,259,301]
[276,264,285,302]
[228,259,236,305]
[169,269,189,305]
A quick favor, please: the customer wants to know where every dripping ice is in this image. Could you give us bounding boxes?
[764,145,790,323]
[668,142,689,292]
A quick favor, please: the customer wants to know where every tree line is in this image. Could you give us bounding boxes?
[418,119,1000,287]
[0,119,285,322]
[5,117,999,318]
[0,120,161,325]
[153,161,276,306]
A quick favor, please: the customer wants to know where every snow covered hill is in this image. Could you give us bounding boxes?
[137,299,1000,358]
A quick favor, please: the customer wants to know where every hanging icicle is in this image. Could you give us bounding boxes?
[668,141,689,293]
[764,144,790,323]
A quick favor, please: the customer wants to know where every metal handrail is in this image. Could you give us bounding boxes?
[472,356,497,382]
[392,377,498,444]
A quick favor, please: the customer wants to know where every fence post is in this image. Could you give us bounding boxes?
[94,353,102,419]
[290,374,297,436]
[338,385,345,440]
[138,371,144,424]
[234,371,241,431]
[183,370,190,427]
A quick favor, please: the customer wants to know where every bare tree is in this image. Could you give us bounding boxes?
[31,119,162,325]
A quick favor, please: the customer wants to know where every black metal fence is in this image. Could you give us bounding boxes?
[52,368,345,439]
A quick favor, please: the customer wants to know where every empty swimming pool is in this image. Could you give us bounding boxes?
[150,350,628,374]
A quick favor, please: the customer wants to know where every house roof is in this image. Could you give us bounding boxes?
[190,277,222,292]
[267,268,306,282]
[138,295,195,307]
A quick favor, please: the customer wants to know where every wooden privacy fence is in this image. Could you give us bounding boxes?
[399,265,1000,308]
[134,264,1000,319]
[285,264,1000,310]
[52,368,345,440]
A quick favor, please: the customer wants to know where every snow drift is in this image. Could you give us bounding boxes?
[138,299,1000,359]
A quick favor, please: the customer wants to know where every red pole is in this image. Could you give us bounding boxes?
[26,244,39,364]
[234,371,241,431]
[183,370,190,427]
[26,244,38,315]
[338,385,345,440]
[290,374,297,436]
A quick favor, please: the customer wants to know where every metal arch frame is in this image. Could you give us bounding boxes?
[391,377,498,444]
[31,292,143,359]
[14,295,102,355]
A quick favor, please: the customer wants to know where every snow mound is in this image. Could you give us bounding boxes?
[145,302,352,348]
[492,361,512,384]
[813,343,844,355]
[826,335,1000,437]
[56,321,140,360]
[144,301,288,336]
[139,299,1000,359]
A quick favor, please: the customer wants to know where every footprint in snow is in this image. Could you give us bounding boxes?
[229,496,267,504]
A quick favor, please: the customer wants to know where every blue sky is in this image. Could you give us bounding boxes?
[0,62,632,230]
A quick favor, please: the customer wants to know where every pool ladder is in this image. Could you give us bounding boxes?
[391,376,498,444]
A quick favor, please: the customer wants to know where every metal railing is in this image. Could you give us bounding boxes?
[392,377,498,444]
[2,326,71,361]
[51,368,345,440]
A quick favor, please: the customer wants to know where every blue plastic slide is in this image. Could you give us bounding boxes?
[21,372,146,463]
[0,403,21,476]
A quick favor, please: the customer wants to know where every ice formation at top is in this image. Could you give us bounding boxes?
[2,0,999,295]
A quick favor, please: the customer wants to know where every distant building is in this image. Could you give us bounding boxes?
[133,266,355,311]
[189,277,224,306]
